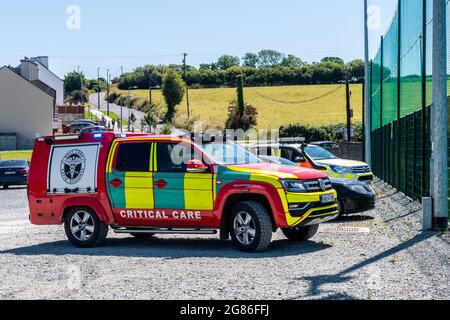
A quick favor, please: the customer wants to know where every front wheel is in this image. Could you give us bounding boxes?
[64,207,108,248]
[230,201,273,252]
[282,225,319,241]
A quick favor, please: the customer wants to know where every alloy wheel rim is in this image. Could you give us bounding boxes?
[70,211,95,241]
[233,211,256,246]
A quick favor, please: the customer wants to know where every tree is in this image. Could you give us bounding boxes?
[225,75,258,130]
[216,55,240,70]
[142,103,160,133]
[64,71,86,96]
[321,57,345,65]
[281,55,305,67]
[242,53,259,67]
[64,89,89,105]
[86,78,107,92]
[161,70,185,122]
[347,59,365,80]
[225,102,258,131]
[258,50,284,67]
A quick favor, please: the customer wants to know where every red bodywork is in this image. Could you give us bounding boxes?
[28,132,329,230]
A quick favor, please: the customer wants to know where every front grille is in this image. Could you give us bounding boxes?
[302,178,333,192]
[351,166,371,174]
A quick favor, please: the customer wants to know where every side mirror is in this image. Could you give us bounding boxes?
[187,159,208,173]
[294,156,306,163]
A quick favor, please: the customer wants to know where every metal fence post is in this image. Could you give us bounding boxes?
[364,0,372,166]
[397,0,402,190]
[430,0,448,230]
[380,36,384,180]
[422,0,428,198]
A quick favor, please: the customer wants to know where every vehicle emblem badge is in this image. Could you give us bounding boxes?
[318,179,327,191]
[60,149,86,184]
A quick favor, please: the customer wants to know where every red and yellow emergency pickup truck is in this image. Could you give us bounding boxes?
[28,132,338,252]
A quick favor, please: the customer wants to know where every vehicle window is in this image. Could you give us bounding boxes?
[281,147,294,161]
[0,160,27,167]
[202,143,261,165]
[304,145,338,160]
[116,143,151,172]
[157,143,202,173]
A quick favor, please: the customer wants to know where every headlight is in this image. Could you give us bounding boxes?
[280,179,306,192]
[347,185,369,193]
[344,183,374,194]
[330,165,352,174]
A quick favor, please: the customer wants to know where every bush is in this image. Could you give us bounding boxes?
[225,101,258,131]
[279,123,363,143]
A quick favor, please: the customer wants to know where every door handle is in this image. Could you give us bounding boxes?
[109,178,123,188]
[154,179,168,189]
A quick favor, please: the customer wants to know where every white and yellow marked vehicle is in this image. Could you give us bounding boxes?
[244,141,373,184]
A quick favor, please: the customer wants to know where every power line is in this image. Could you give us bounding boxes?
[246,84,345,105]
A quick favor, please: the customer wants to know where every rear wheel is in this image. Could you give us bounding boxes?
[2,184,9,189]
[64,207,108,248]
[282,225,319,241]
[230,201,273,252]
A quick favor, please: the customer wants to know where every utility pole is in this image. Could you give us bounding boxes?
[345,70,352,142]
[149,75,153,106]
[78,66,83,105]
[106,69,110,117]
[120,68,124,133]
[237,75,245,120]
[97,67,101,111]
[183,53,190,118]
[430,0,448,231]
[364,0,371,165]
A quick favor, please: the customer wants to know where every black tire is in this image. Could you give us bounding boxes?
[229,201,273,252]
[282,224,319,241]
[130,233,155,239]
[64,207,108,248]
[3,184,9,189]
[337,198,346,217]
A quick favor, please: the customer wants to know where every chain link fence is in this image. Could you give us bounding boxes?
[370,0,443,209]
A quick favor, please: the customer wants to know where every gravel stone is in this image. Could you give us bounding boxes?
[0,182,449,300]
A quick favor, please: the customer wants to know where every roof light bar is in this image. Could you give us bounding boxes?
[54,135,80,141]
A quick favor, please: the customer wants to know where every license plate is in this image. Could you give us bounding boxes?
[4,171,15,175]
[321,194,335,204]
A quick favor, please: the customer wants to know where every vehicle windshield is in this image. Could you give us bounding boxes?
[304,145,338,160]
[202,142,262,165]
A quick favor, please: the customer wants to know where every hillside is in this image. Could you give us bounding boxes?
[119,84,363,130]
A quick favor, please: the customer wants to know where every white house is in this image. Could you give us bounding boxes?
[19,57,64,106]
[0,66,55,149]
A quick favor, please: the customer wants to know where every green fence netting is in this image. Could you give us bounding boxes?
[370,0,439,203]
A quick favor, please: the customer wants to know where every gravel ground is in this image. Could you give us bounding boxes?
[0,181,449,300]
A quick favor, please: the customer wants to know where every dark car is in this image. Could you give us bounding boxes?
[258,156,376,216]
[0,160,30,189]
[68,120,100,133]
[329,178,376,216]
[79,125,107,135]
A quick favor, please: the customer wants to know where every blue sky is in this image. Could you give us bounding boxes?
[0,0,397,79]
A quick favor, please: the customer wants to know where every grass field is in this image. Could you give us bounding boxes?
[99,110,128,126]
[119,84,363,130]
[0,150,33,161]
